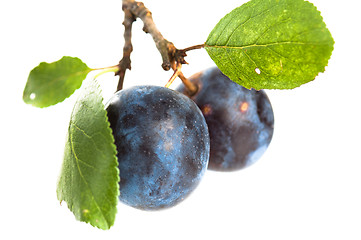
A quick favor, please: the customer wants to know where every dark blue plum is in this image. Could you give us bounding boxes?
[176,67,274,171]
[106,85,210,210]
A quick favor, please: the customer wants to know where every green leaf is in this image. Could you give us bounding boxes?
[23,56,91,108]
[57,78,119,230]
[205,0,334,90]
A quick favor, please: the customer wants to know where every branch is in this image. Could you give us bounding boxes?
[118,0,199,95]
[115,6,136,91]
[122,0,176,71]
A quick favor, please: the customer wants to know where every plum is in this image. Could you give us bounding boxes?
[106,85,210,210]
[176,67,274,171]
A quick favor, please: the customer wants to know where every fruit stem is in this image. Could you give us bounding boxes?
[165,63,182,88]
[170,61,198,96]
[179,72,198,96]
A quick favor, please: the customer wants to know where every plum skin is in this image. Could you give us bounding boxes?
[176,67,274,171]
[106,85,210,210]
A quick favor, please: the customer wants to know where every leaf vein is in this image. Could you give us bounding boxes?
[224,49,253,83]
[254,18,293,44]
[72,122,92,138]
[224,3,279,47]
[224,6,255,46]
[71,122,109,160]
[207,41,318,50]
[241,48,270,77]
[213,14,236,46]
[69,125,110,228]
[31,69,90,95]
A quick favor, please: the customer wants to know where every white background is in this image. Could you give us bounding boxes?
[1,0,360,239]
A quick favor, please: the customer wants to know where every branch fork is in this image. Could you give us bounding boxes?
[115,0,203,95]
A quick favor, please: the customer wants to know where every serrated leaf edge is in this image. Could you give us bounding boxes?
[57,79,119,230]
[204,0,334,90]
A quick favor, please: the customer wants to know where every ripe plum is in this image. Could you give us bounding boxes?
[106,85,210,210]
[177,67,274,171]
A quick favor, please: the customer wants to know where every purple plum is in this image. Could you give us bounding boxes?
[106,85,210,210]
[176,67,274,171]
